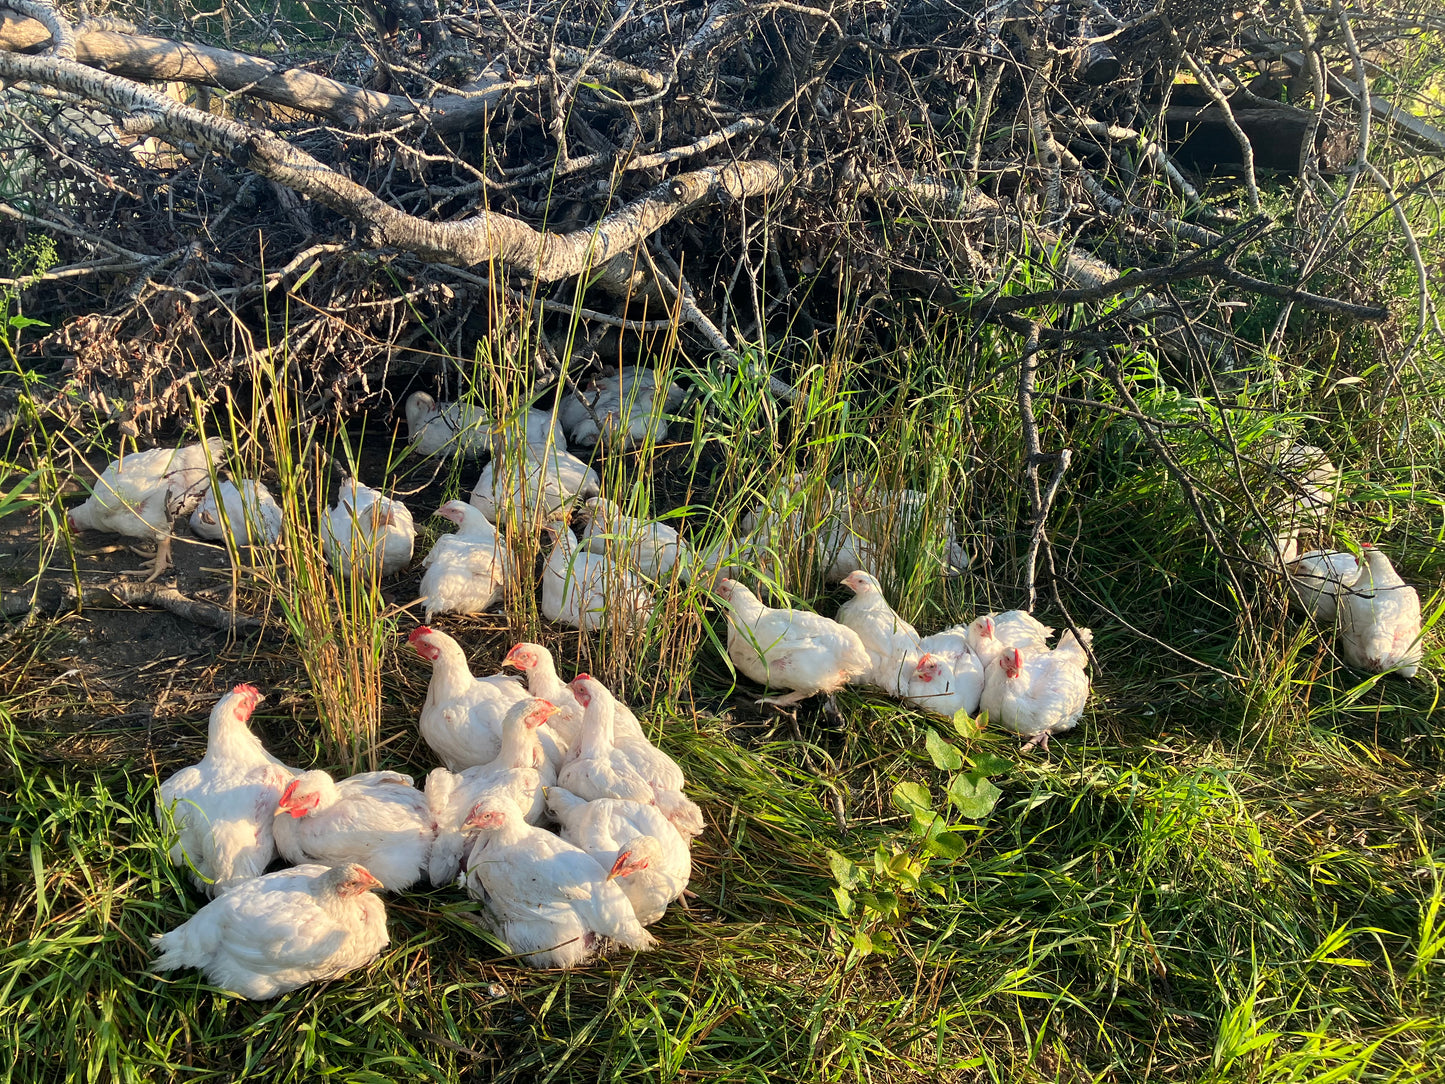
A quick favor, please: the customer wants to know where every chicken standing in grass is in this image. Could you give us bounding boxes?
[460,795,656,969]
[189,479,283,548]
[408,626,535,770]
[470,443,599,524]
[322,479,415,578]
[580,497,688,580]
[151,862,387,999]
[546,786,691,926]
[542,525,654,633]
[835,571,922,694]
[978,628,1093,752]
[156,683,299,897]
[68,437,225,581]
[1339,545,1423,678]
[716,578,871,718]
[271,769,436,892]
[406,392,492,458]
[425,698,558,885]
[558,366,685,449]
[565,675,704,840]
[419,500,506,619]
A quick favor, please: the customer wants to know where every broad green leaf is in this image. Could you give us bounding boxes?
[968,751,1013,777]
[851,930,874,958]
[952,709,983,740]
[925,728,964,770]
[891,780,932,815]
[924,830,970,859]
[827,848,861,889]
[832,885,854,917]
[946,772,1002,819]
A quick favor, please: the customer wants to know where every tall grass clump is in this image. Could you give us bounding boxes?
[243,353,391,772]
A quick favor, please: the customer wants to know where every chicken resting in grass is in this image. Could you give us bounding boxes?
[1339,545,1424,678]
[419,500,506,620]
[835,571,922,693]
[156,683,299,897]
[407,625,537,770]
[151,862,387,999]
[978,629,1092,753]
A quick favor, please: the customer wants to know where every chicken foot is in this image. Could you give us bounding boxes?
[130,534,175,583]
[1019,730,1053,755]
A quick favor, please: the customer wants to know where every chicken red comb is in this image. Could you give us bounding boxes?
[917,653,933,666]
[573,673,591,683]
[232,683,260,698]
[278,779,300,808]
[408,626,433,644]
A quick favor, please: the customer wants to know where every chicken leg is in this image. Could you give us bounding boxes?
[756,690,812,709]
[1020,730,1052,755]
[133,534,175,583]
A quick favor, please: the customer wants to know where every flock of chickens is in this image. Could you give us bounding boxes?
[60,373,1427,1001]
[152,632,701,998]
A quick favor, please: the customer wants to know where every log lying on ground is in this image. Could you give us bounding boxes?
[1164,106,1357,173]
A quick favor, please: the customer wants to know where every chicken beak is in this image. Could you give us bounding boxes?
[277,779,300,814]
[606,851,632,881]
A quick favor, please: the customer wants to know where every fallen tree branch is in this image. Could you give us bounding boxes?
[2,580,263,631]
[0,10,544,132]
[0,47,791,279]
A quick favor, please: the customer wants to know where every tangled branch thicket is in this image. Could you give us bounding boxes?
[0,0,1439,434]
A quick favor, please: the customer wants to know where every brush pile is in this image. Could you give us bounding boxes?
[0,0,1424,438]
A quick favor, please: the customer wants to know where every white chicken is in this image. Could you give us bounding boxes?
[978,629,1093,752]
[489,403,567,456]
[271,769,436,892]
[546,787,691,926]
[502,641,650,753]
[405,391,492,458]
[460,795,656,969]
[321,479,415,578]
[967,610,1055,666]
[68,438,225,581]
[156,683,299,897]
[1284,544,1360,623]
[566,674,704,840]
[424,698,558,886]
[542,525,655,633]
[189,479,283,549]
[558,366,685,449]
[842,480,970,578]
[835,571,922,693]
[1339,545,1424,678]
[739,477,862,584]
[904,650,985,718]
[716,577,871,717]
[408,625,534,770]
[151,862,387,1000]
[579,497,689,580]
[419,500,506,620]
[469,443,600,525]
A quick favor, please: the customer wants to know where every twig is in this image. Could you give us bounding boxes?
[2,581,263,631]
[1017,322,1071,611]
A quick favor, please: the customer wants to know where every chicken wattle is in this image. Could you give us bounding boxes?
[156,683,299,897]
[151,862,387,999]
